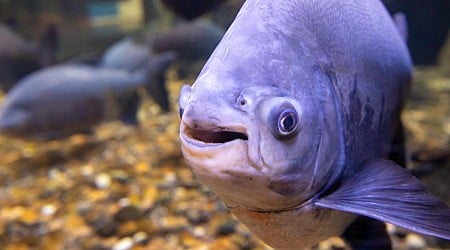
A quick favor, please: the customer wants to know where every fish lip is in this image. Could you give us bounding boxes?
[180,121,249,148]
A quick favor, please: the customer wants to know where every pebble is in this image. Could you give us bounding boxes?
[81,164,94,177]
[215,221,237,236]
[132,231,149,244]
[186,210,210,225]
[95,173,112,189]
[114,205,142,222]
[90,215,117,237]
[41,204,57,216]
[164,172,177,184]
[406,233,426,249]
[192,226,207,238]
[112,237,134,250]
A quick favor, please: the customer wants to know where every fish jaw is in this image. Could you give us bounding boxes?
[180,118,299,210]
[0,105,32,138]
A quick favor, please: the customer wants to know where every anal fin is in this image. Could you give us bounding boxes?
[316,158,450,240]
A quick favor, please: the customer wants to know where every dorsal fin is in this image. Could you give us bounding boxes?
[392,12,408,42]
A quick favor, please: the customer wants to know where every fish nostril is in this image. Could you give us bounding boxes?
[237,95,250,111]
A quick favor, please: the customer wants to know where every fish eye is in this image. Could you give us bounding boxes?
[266,101,299,140]
[278,109,298,135]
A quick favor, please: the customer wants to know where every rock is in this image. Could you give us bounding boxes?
[215,221,237,236]
[95,173,112,189]
[112,237,134,250]
[114,205,143,222]
[406,234,427,250]
[133,231,149,244]
[90,215,117,237]
[185,210,210,225]
[41,204,58,216]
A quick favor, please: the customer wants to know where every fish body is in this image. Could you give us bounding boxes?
[152,19,224,62]
[66,37,171,112]
[0,52,175,140]
[179,0,450,249]
[100,37,149,71]
[152,19,224,78]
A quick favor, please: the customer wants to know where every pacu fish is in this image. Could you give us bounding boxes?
[0,52,175,140]
[152,19,225,78]
[179,0,450,249]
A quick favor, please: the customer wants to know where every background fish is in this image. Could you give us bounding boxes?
[151,19,225,78]
[0,52,175,140]
[179,0,450,249]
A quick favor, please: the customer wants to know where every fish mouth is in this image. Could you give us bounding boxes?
[181,123,249,147]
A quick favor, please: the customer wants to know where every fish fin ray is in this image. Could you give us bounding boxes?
[316,158,450,240]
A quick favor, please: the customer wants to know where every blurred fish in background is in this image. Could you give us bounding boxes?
[0,51,175,140]
[150,19,225,78]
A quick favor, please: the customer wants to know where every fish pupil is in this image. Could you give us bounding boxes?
[282,116,294,130]
[279,110,297,134]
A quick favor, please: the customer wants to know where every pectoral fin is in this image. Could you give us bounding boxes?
[316,158,450,240]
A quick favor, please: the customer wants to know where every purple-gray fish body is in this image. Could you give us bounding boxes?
[0,52,175,140]
[179,0,450,249]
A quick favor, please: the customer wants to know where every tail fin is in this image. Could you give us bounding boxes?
[141,51,177,112]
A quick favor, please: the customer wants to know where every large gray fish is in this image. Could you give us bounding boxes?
[179,0,450,249]
[0,52,175,140]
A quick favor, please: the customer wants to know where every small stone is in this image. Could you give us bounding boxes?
[114,205,142,222]
[95,173,112,189]
[186,210,210,225]
[110,170,129,183]
[81,164,94,177]
[181,232,204,248]
[117,221,139,237]
[133,231,149,244]
[41,204,57,216]
[164,172,177,183]
[406,234,426,249]
[141,186,158,209]
[160,215,188,229]
[209,238,240,250]
[112,237,134,250]
[215,221,237,236]
[118,198,131,207]
[91,215,117,237]
[192,226,206,237]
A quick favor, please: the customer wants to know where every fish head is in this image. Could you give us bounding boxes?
[0,104,33,138]
[179,0,345,212]
[179,54,342,212]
